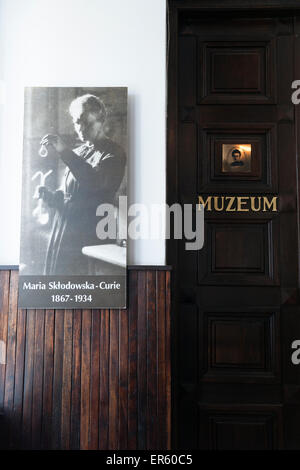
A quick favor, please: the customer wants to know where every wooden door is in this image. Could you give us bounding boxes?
[168,4,300,450]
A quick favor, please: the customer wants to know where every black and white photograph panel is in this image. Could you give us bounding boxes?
[19,87,127,278]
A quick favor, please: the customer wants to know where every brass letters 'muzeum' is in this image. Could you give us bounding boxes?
[198,196,278,212]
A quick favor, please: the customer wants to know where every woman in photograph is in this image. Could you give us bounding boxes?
[38,94,126,275]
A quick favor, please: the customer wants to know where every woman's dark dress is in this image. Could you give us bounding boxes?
[44,137,126,275]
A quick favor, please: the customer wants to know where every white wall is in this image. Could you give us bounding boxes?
[0,0,166,266]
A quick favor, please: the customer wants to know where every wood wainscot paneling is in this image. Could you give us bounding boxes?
[0,267,171,450]
[168,1,300,449]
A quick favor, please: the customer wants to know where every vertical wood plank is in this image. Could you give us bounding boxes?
[41,309,54,450]
[90,309,100,450]
[3,271,18,415]
[70,309,81,450]
[21,309,36,449]
[31,310,45,449]
[4,271,18,449]
[165,271,172,450]
[137,271,147,449]
[52,310,64,449]
[11,308,26,449]
[61,309,73,450]
[146,271,158,449]
[0,271,10,412]
[80,310,91,450]
[128,271,138,450]
[119,308,128,449]
[99,309,109,450]
[157,271,166,449]
[109,309,119,449]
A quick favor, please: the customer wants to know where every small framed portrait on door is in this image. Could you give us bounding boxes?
[222,144,252,173]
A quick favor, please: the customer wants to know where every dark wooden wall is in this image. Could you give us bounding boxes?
[0,267,171,450]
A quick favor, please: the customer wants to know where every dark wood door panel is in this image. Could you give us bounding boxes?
[171,3,300,449]
[178,303,198,385]
[178,398,283,450]
[198,218,279,286]
[198,405,283,450]
[197,286,281,307]
[198,122,278,193]
[200,309,280,383]
[198,39,277,104]
[178,305,281,386]
[195,383,282,405]
[195,105,284,124]
[178,13,290,38]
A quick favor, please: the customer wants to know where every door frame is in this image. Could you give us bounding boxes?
[167,0,300,449]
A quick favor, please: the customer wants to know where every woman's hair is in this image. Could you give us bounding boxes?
[69,94,107,123]
[232,149,241,158]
